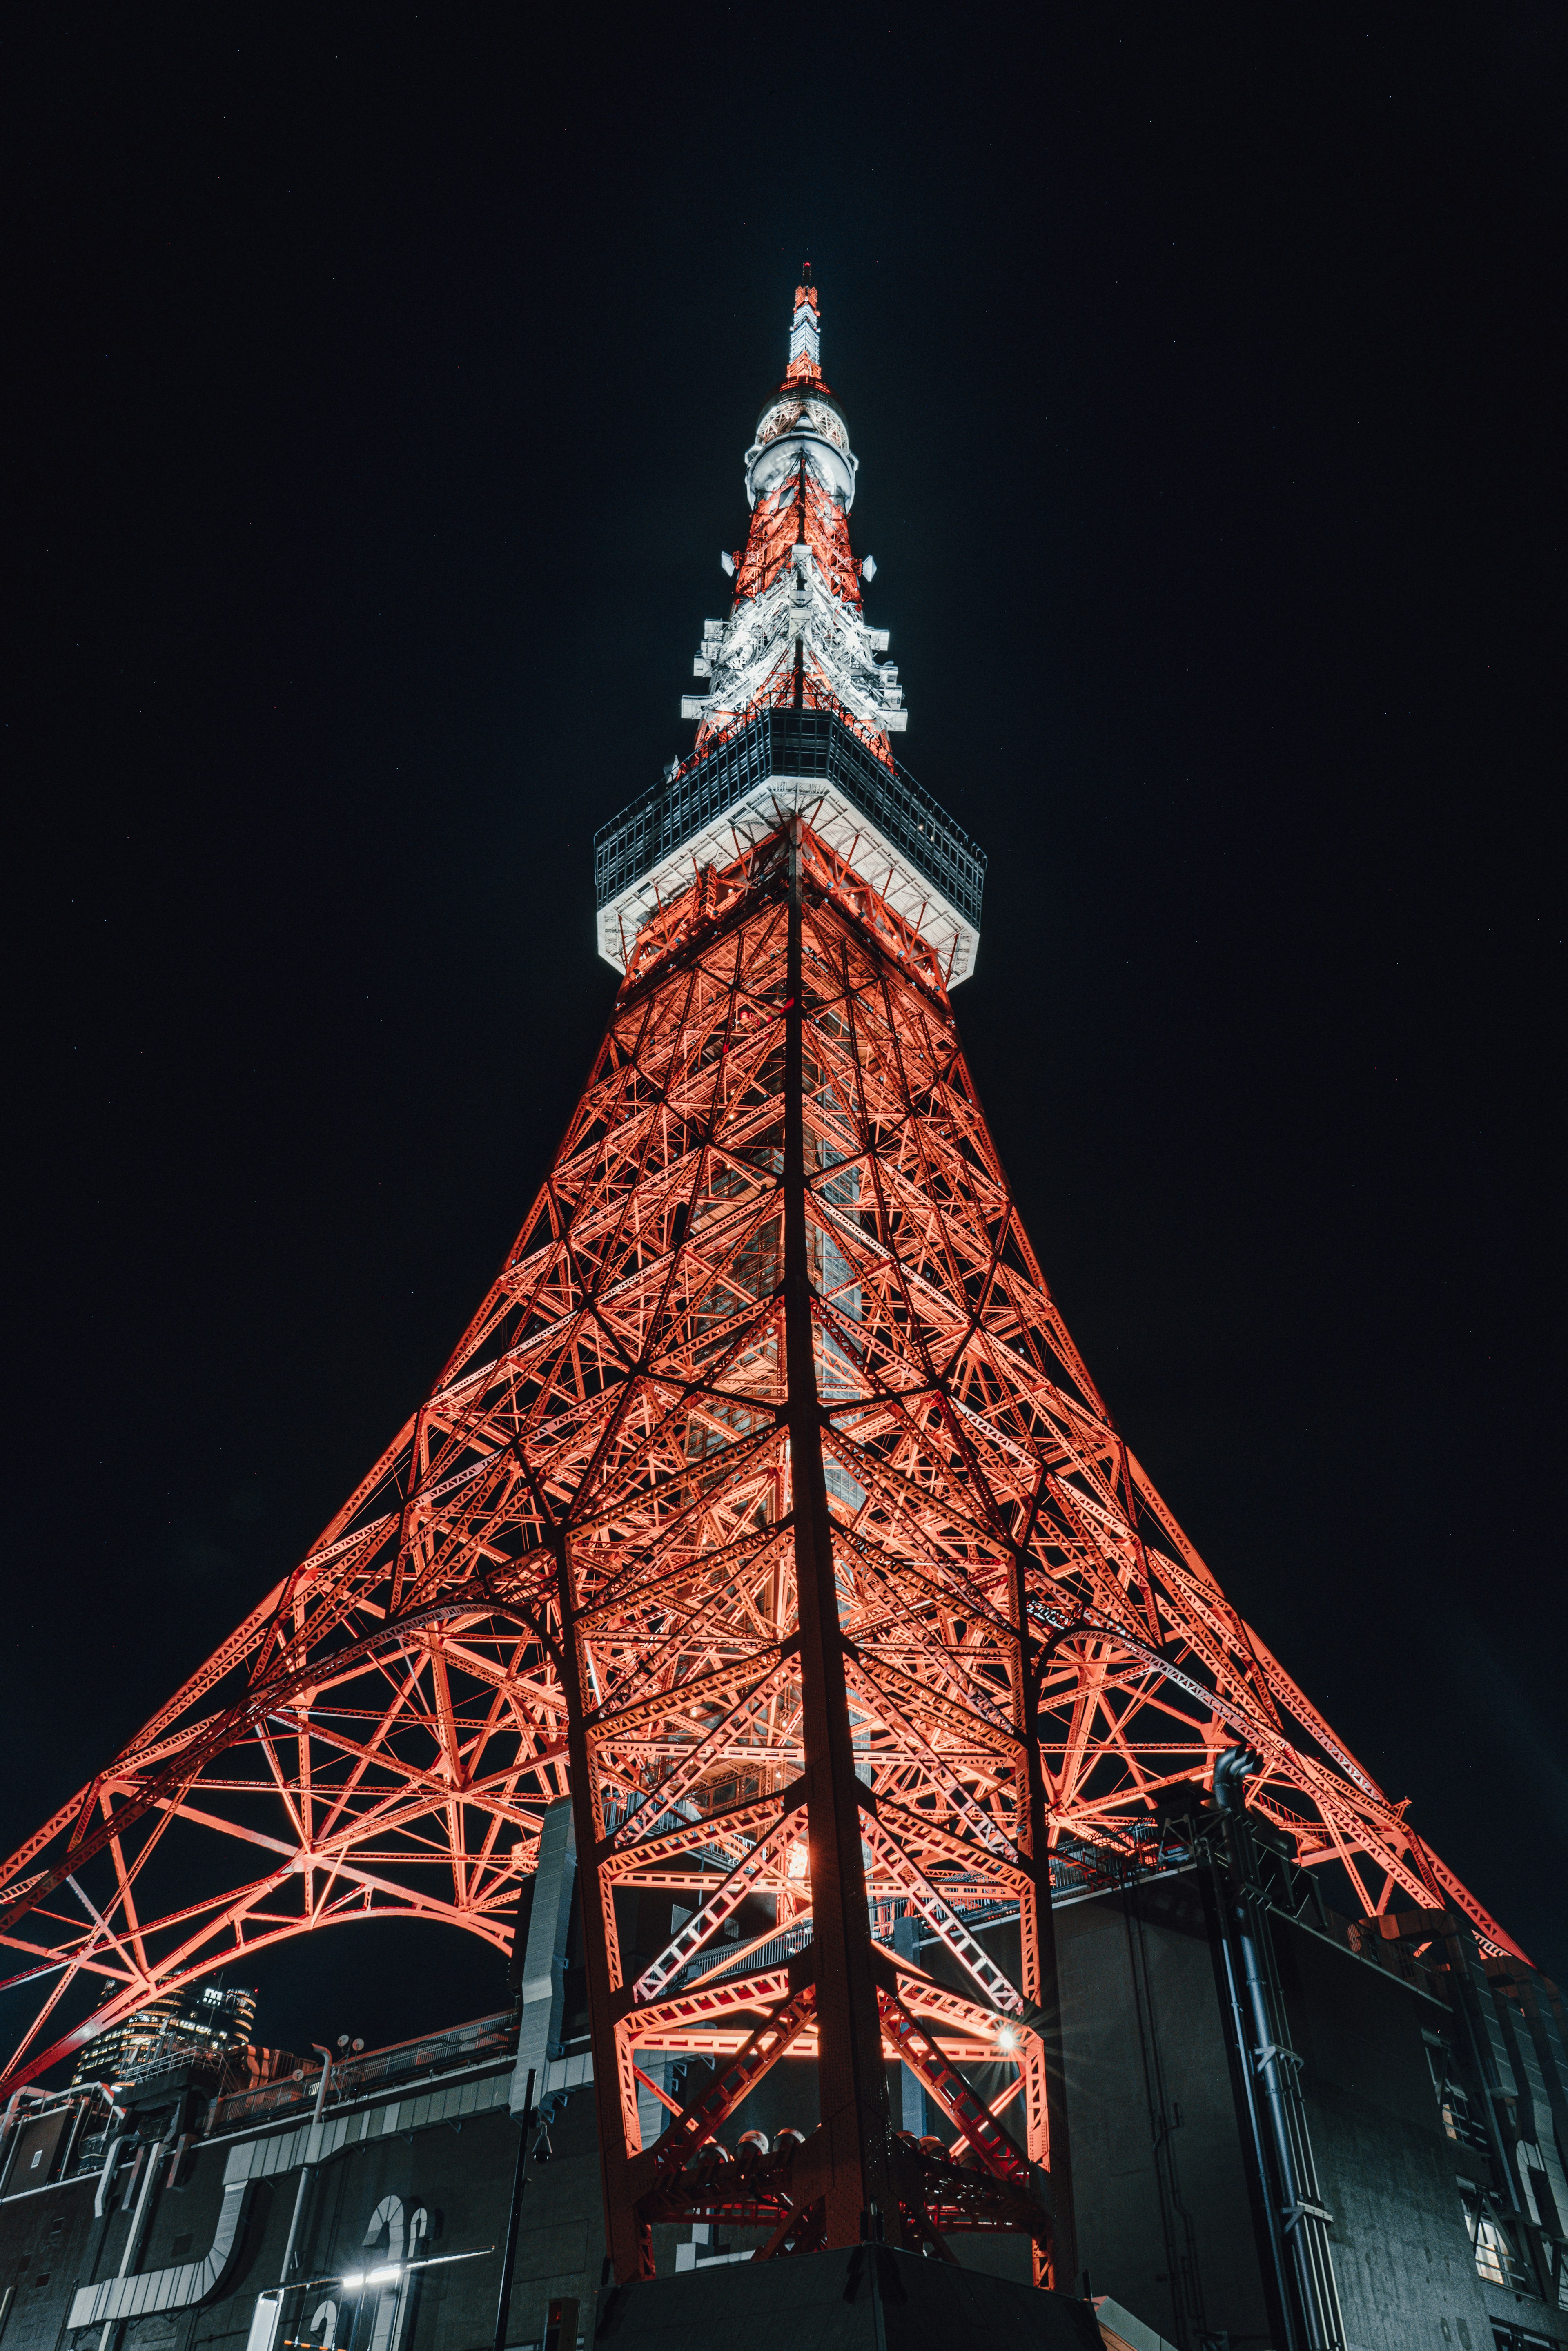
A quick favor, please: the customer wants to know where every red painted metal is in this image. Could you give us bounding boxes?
[0,805,1525,2282]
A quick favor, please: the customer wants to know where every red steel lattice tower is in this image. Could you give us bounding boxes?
[0,279,1526,2286]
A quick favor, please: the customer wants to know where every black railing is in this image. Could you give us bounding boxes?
[204,2010,518,2135]
[593,711,985,932]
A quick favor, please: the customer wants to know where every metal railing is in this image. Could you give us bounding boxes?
[111,2032,268,2097]
[672,1892,1036,1995]
[204,2010,518,2135]
[593,710,986,931]
[679,1919,814,1988]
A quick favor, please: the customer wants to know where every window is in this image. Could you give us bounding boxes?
[1464,2191,1524,2290]
[1424,2034,1490,2152]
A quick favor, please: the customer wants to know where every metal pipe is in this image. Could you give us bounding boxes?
[1238,1925,1305,2217]
[1211,1751,1344,2351]
[1215,1923,1298,2351]
[492,2068,535,2351]
[55,2095,91,2185]
[278,2047,334,2289]
[93,2136,128,2220]
[100,2118,176,2351]
[116,2135,163,2269]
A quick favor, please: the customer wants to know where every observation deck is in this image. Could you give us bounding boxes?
[593,709,986,986]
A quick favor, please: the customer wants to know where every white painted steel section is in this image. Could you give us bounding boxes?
[686,502,902,749]
[597,773,979,987]
[1091,2296,1179,2351]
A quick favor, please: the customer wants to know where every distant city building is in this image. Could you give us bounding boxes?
[69,1983,257,2088]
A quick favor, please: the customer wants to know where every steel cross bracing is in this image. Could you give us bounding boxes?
[0,816,1523,2278]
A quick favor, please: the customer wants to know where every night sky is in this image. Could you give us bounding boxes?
[5,15,1564,2068]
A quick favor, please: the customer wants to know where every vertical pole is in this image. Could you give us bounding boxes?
[278,2046,334,2288]
[1008,1569,1078,2292]
[782,822,899,2247]
[99,2117,176,2351]
[556,1543,648,2284]
[1205,1754,1346,2351]
[492,2068,535,2351]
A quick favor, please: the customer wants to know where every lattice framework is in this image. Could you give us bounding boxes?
[0,815,1521,2280]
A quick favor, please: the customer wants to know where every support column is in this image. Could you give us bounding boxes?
[556,1549,649,2284]
[1010,1561,1078,2293]
[783,832,900,2247]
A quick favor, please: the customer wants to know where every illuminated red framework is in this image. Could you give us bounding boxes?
[0,818,1523,2283]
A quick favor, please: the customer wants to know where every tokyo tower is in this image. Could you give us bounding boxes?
[0,279,1524,2292]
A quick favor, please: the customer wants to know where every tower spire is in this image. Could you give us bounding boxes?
[785,269,823,384]
[678,277,903,772]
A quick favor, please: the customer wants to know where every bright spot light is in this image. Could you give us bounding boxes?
[786,1841,808,1882]
[341,2275,365,2291]
[365,2267,400,2286]
[996,2026,1018,2052]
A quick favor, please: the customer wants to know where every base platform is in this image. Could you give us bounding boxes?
[592,2246,1103,2351]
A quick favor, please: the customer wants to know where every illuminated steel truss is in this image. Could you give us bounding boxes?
[0,813,1523,2280]
[0,269,1525,2282]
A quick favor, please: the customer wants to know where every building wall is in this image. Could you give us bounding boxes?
[1056,1868,1568,2351]
[1058,1879,1269,2347]
[1277,1916,1510,2351]
[4,1888,1566,2351]
[0,2163,102,2351]
[0,2069,607,2351]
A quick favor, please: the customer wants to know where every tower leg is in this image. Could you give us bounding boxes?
[1011,1564,1078,2291]
[783,836,899,2247]
[556,1545,651,2283]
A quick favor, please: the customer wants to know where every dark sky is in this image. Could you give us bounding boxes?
[5,13,1564,2063]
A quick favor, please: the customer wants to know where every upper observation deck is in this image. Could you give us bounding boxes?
[593,708,986,987]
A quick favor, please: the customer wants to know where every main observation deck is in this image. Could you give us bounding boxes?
[593,709,986,985]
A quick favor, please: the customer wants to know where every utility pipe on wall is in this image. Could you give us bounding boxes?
[278,2046,335,2289]
[99,2116,177,2351]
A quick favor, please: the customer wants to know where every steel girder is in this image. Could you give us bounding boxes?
[0,818,1523,2285]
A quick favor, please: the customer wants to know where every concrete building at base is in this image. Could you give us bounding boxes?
[2,1794,1566,2351]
